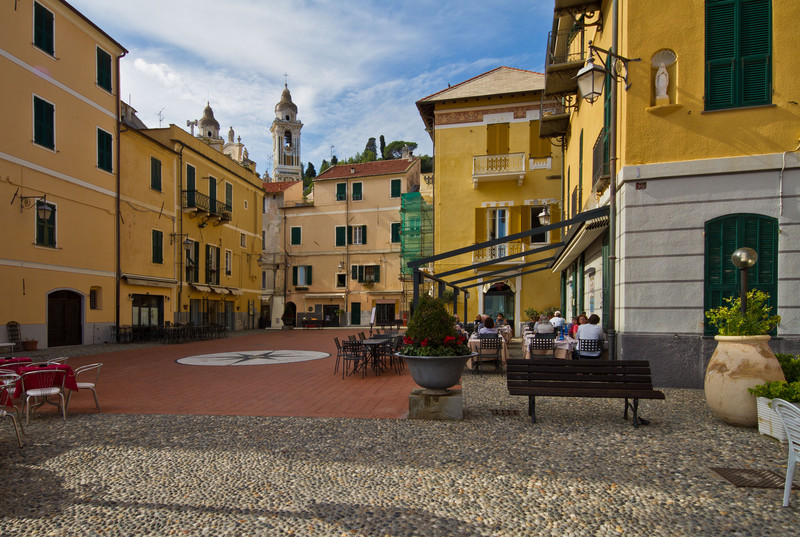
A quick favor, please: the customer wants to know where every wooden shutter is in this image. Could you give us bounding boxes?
[306,265,312,285]
[352,182,362,200]
[152,230,163,264]
[225,183,233,210]
[151,158,161,191]
[486,123,509,154]
[34,3,54,54]
[347,226,353,245]
[706,1,737,110]
[739,0,771,106]
[34,97,54,149]
[361,225,367,245]
[374,265,380,283]
[336,226,346,247]
[391,179,401,198]
[351,265,358,280]
[292,266,298,286]
[97,47,112,91]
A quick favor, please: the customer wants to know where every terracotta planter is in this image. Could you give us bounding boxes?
[704,335,785,427]
[399,353,476,395]
[22,340,38,351]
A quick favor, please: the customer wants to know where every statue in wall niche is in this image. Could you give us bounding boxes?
[655,63,669,105]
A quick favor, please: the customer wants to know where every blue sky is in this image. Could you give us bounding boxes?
[72,0,554,178]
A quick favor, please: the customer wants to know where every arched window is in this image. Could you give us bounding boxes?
[284,130,292,148]
[704,213,778,335]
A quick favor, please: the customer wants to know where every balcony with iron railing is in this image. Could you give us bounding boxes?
[592,127,610,190]
[539,98,570,138]
[181,190,232,221]
[472,152,526,188]
[544,25,588,96]
[472,239,527,264]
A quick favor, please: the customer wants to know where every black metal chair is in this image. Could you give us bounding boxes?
[529,336,555,359]
[341,340,366,378]
[575,338,604,359]
[333,337,344,374]
[475,335,503,375]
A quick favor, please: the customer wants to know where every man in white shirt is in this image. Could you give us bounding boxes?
[550,311,565,331]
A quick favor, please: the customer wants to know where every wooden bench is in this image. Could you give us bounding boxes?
[506,359,665,427]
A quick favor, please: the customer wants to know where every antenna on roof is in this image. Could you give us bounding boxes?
[330,145,335,159]
[156,107,166,127]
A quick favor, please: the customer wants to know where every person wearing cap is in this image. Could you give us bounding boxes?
[550,310,565,330]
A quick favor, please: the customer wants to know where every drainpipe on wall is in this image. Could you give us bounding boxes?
[176,142,184,322]
[607,0,619,360]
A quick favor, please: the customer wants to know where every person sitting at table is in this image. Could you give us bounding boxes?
[574,314,605,359]
[534,314,554,335]
[567,316,580,338]
[495,313,507,327]
[473,314,484,332]
[550,311,565,331]
[478,317,498,336]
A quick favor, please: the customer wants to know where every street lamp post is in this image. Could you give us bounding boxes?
[731,247,758,315]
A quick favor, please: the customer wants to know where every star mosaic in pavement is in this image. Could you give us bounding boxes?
[176,350,329,367]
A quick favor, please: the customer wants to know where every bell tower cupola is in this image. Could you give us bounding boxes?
[269,83,303,182]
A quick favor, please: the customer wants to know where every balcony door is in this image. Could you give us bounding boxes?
[488,208,508,258]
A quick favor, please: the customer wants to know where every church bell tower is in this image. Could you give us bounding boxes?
[269,83,303,182]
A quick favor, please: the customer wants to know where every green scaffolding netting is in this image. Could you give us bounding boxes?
[399,192,433,277]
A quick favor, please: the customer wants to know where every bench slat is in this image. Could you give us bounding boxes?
[508,387,666,399]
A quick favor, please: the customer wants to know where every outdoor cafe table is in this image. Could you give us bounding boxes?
[0,342,16,356]
[0,357,33,371]
[467,334,509,369]
[360,339,390,375]
[497,325,512,343]
[13,363,79,398]
[523,334,576,359]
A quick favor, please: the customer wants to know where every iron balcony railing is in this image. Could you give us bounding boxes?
[182,190,232,221]
[472,239,526,263]
[544,25,588,95]
[592,127,610,188]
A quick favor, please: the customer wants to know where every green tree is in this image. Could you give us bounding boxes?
[305,162,316,179]
[331,155,338,165]
[379,135,386,160]
[420,154,433,173]
[319,159,330,174]
[364,137,377,158]
[384,140,418,159]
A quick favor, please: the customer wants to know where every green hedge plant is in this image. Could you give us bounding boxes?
[705,289,780,336]
[400,296,471,357]
[748,353,800,402]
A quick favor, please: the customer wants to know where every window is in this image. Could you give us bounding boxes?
[390,178,402,198]
[486,122,509,154]
[262,196,267,214]
[240,233,246,248]
[89,287,101,310]
[186,241,199,283]
[97,128,113,172]
[35,202,56,247]
[262,230,266,247]
[225,182,233,210]
[704,213,778,335]
[335,226,346,247]
[96,47,112,92]
[225,250,232,276]
[150,157,162,191]
[261,270,267,289]
[529,207,548,243]
[290,226,302,245]
[351,264,380,283]
[152,230,163,264]
[705,0,771,110]
[336,183,346,201]
[391,222,401,243]
[206,245,220,285]
[33,95,55,150]
[336,273,346,288]
[349,225,367,245]
[292,265,312,286]
[33,2,54,55]
[352,182,363,201]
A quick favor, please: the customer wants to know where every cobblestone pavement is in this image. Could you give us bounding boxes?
[2,369,798,536]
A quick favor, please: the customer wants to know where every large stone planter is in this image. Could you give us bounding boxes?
[704,335,785,427]
[399,353,476,395]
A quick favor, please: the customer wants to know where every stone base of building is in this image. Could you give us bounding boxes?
[408,388,463,420]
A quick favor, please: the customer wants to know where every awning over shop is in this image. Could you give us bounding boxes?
[227,288,244,296]
[123,275,177,288]
[304,293,346,299]
[550,214,609,272]
[210,286,230,294]
[191,284,212,293]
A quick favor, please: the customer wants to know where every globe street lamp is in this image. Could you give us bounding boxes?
[731,247,758,315]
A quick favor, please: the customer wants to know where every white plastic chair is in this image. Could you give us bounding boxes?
[772,399,800,507]
[66,363,102,412]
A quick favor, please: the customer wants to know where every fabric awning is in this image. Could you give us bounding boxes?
[227,288,244,296]
[191,284,212,292]
[551,215,609,272]
[210,286,230,294]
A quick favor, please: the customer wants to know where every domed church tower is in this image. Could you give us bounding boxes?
[269,83,303,182]
[197,102,224,151]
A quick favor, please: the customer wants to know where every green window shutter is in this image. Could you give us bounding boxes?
[601,234,609,331]
[391,179,401,198]
[358,265,364,283]
[150,157,162,191]
[704,213,778,335]
[97,47,112,91]
[152,230,163,264]
[352,182,362,201]
[291,227,301,245]
[215,247,220,284]
[374,265,380,283]
[347,226,353,245]
[391,223,401,243]
[739,0,771,106]
[351,265,358,280]
[336,183,346,201]
[205,245,212,284]
[225,183,233,210]
[706,1,737,110]
[307,265,312,285]
[33,97,55,149]
[361,225,367,245]
[34,3,54,55]
[335,226,346,247]
[292,266,298,286]
[97,129,113,172]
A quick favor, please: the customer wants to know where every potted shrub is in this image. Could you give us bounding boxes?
[22,339,38,351]
[398,295,475,395]
[704,289,784,426]
[748,353,800,442]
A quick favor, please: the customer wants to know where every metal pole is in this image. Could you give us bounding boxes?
[740,268,748,316]
[607,0,619,361]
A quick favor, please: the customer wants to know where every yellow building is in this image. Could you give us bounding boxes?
[282,158,421,327]
[120,105,265,333]
[0,0,126,347]
[543,0,800,385]
[416,67,563,330]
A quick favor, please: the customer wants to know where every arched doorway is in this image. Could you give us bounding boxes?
[483,282,514,325]
[48,290,82,347]
[282,302,297,327]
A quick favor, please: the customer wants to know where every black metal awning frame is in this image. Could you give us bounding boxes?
[407,206,609,322]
